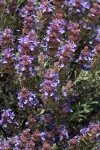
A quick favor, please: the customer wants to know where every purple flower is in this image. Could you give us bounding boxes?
[0,29,14,47]
[40,114,52,123]
[17,88,38,110]
[69,135,80,147]
[80,127,88,135]
[40,132,47,141]
[0,109,15,128]
[57,41,76,67]
[1,48,15,65]
[58,125,69,141]
[39,0,54,14]
[40,68,59,100]
[20,0,36,18]
[0,139,9,150]
[0,29,15,72]
[60,103,73,116]
[76,46,93,70]
[18,30,39,55]
[66,0,90,12]
[15,55,34,77]
[45,14,65,55]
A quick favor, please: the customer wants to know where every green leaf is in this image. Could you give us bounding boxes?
[8,92,14,101]
[17,0,27,7]
[51,144,57,150]
[75,71,92,84]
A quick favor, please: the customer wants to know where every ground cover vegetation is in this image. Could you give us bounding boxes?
[0,0,100,149]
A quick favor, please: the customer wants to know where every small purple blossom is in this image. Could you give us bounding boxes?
[66,0,90,12]
[17,88,38,109]
[39,0,54,14]
[57,40,76,67]
[45,13,65,55]
[0,28,14,47]
[80,127,88,135]
[76,46,93,70]
[40,68,59,100]
[57,125,69,141]
[1,48,15,64]
[20,0,36,18]
[40,114,52,123]
[18,30,39,55]
[60,103,73,116]
[0,109,15,128]
[15,55,34,76]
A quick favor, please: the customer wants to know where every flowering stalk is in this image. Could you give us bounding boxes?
[45,13,65,56]
[40,68,59,101]
[38,0,54,26]
[17,87,38,110]
[0,29,15,73]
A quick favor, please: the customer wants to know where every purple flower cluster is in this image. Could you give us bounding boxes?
[88,2,100,22]
[0,29,15,72]
[80,122,100,138]
[40,68,59,100]
[45,13,65,56]
[15,0,39,78]
[68,136,80,149]
[57,40,76,67]
[20,0,36,34]
[16,31,39,77]
[0,0,100,149]
[76,46,93,70]
[59,103,73,117]
[67,122,100,149]
[15,54,34,77]
[62,80,73,97]
[18,31,39,55]
[0,28,14,47]
[0,109,17,132]
[39,0,54,25]
[68,22,80,43]
[17,87,38,110]
[67,0,90,12]
[58,125,69,141]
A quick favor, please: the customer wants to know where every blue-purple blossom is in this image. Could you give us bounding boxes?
[58,125,69,141]
[80,127,88,135]
[20,0,36,33]
[45,13,65,55]
[0,138,9,150]
[66,0,90,11]
[76,46,93,70]
[18,30,39,55]
[46,13,65,38]
[0,109,15,128]
[0,29,14,47]
[15,55,34,76]
[69,135,80,146]
[40,68,59,100]
[20,0,36,18]
[40,114,52,123]
[17,88,38,109]
[0,28,15,72]
[88,2,100,21]
[57,41,76,67]
[60,103,73,116]
[1,48,15,64]
[39,0,54,14]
